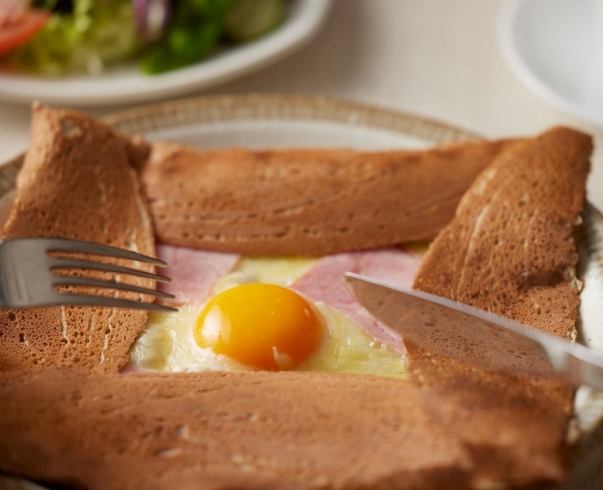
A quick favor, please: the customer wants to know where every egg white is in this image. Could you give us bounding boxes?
[130,257,406,379]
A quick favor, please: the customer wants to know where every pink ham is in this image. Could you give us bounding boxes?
[157,244,239,304]
[293,249,423,353]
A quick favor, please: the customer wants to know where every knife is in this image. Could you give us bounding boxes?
[345,272,603,390]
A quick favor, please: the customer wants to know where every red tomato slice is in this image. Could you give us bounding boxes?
[0,9,49,56]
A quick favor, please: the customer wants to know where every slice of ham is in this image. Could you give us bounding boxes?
[156,243,422,351]
[293,249,423,353]
[157,244,239,304]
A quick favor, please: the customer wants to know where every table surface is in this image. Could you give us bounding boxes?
[1,0,601,209]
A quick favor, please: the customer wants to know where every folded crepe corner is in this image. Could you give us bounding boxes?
[0,104,155,372]
[411,126,592,488]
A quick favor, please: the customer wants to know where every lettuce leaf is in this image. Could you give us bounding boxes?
[13,0,138,76]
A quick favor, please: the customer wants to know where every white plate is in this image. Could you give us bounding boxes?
[0,0,332,107]
[497,0,603,127]
[1,95,602,489]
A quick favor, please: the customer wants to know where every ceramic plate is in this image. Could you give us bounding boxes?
[0,0,332,107]
[498,0,603,127]
[1,94,602,489]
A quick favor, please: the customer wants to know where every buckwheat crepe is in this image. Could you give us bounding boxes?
[0,104,154,372]
[0,106,591,489]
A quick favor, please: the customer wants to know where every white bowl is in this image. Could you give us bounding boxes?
[0,0,332,107]
[498,0,603,127]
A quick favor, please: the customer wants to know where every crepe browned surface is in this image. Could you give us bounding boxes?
[0,368,475,490]
[140,140,514,255]
[411,127,592,488]
[0,104,155,372]
[0,117,591,490]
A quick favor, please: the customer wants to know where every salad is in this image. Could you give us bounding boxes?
[0,0,285,76]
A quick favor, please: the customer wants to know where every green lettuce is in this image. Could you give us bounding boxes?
[11,0,285,76]
[14,0,138,76]
[140,0,233,74]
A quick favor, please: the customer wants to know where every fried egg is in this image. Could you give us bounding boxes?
[130,257,406,379]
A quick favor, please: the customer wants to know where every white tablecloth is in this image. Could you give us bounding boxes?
[1,0,601,209]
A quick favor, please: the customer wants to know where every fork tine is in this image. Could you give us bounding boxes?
[43,238,167,266]
[54,293,178,312]
[50,258,171,282]
[53,277,175,299]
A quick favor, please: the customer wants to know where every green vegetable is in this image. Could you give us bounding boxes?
[225,0,284,42]
[11,0,286,76]
[140,0,233,74]
[13,0,138,76]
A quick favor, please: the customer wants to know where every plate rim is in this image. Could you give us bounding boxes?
[102,92,482,143]
[0,93,483,194]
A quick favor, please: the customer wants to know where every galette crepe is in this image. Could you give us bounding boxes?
[0,105,592,490]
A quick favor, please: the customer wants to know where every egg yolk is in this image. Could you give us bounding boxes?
[195,283,323,371]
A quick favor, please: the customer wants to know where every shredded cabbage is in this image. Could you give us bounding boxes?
[13,0,138,76]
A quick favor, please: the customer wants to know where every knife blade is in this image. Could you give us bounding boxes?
[345,272,603,390]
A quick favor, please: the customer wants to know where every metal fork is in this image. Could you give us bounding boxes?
[0,237,176,312]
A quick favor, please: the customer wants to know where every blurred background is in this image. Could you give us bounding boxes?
[0,0,601,208]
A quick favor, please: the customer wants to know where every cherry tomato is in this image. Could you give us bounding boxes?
[0,9,49,57]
